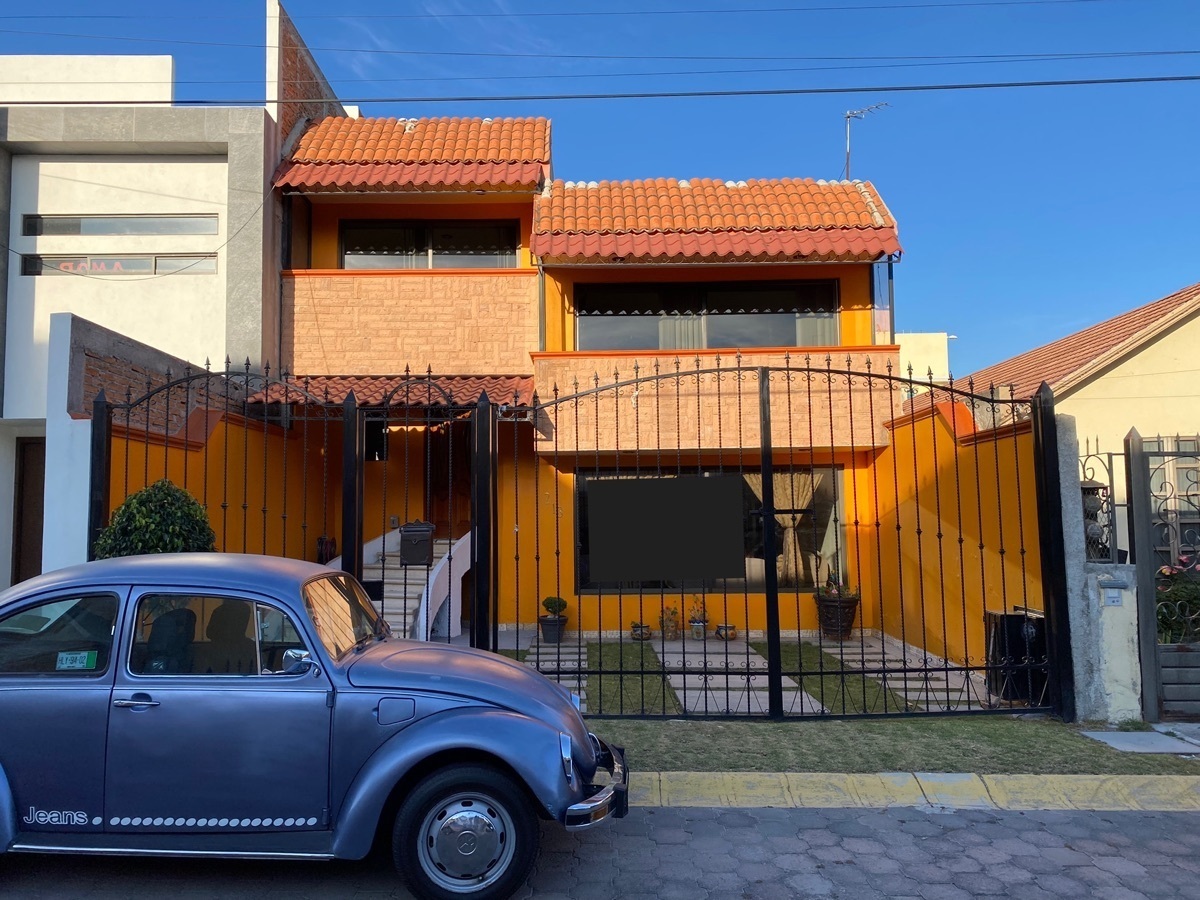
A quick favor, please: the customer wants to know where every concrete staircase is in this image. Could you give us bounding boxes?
[363,539,453,639]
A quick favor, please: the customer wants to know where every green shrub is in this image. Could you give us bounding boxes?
[542,596,567,617]
[94,479,216,559]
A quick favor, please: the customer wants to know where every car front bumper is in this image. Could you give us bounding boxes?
[563,737,628,831]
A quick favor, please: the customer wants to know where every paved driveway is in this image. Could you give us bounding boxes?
[3,807,1199,899]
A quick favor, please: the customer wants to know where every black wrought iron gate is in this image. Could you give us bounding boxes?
[480,357,1071,720]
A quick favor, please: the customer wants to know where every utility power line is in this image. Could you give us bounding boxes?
[0,73,1196,106]
[2,49,1197,88]
[0,0,1129,21]
[5,27,1187,64]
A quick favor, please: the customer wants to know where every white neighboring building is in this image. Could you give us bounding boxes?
[0,2,346,588]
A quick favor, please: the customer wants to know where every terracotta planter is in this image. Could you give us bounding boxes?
[815,594,860,641]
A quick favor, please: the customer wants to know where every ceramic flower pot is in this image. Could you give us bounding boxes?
[715,624,738,641]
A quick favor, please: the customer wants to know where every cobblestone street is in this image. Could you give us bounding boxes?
[3,806,1199,899]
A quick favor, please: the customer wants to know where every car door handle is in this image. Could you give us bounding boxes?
[113,698,160,708]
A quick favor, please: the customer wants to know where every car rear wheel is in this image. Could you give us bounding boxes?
[393,764,539,899]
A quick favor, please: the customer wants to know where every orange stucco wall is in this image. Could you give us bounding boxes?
[855,402,1044,666]
[107,415,427,561]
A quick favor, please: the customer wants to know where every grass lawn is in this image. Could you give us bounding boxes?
[589,716,1200,775]
[752,640,912,715]
[586,640,681,717]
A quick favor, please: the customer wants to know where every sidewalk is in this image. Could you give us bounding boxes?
[632,771,1200,811]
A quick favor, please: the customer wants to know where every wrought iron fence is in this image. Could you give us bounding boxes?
[1078,442,1129,564]
[487,355,1065,720]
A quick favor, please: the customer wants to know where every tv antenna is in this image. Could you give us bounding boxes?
[844,102,889,180]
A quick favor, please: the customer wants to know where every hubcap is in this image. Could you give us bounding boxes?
[417,792,516,892]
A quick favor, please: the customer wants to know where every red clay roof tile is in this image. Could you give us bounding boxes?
[965,281,1200,399]
[276,116,550,192]
[262,375,535,408]
[274,161,544,193]
[531,178,899,263]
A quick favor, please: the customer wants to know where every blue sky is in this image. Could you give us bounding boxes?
[2,0,1197,377]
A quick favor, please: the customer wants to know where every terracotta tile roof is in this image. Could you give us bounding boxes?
[532,178,900,263]
[965,280,1200,399]
[275,161,545,193]
[260,374,535,408]
[275,116,550,193]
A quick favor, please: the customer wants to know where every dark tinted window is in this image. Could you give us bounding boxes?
[0,595,118,676]
[23,215,218,236]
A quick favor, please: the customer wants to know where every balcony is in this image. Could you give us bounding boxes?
[529,346,901,455]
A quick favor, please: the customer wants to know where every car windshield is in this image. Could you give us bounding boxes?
[301,574,386,661]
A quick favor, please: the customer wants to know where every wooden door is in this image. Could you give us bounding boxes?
[12,437,45,584]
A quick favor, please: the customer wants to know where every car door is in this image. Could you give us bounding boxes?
[104,588,333,834]
[0,589,123,833]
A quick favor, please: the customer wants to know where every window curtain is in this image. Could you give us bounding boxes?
[742,472,823,587]
[658,314,705,350]
[797,312,838,346]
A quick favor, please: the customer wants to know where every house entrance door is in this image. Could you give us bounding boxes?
[12,437,45,585]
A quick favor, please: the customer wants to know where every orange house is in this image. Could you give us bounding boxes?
[252,113,1043,684]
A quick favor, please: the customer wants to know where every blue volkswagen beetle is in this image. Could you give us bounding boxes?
[0,554,627,899]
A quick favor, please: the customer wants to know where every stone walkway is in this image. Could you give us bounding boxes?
[518,630,1023,717]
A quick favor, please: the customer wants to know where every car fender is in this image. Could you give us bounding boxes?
[0,763,15,852]
[331,706,575,859]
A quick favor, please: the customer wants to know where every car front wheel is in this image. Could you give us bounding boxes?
[393,764,539,899]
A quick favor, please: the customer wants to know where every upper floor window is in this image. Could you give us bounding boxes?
[340,220,518,269]
[575,280,839,351]
[21,255,217,276]
[23,215,218,236]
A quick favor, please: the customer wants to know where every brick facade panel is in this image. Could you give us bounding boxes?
[532,349,901,453]
[283,273,539,374]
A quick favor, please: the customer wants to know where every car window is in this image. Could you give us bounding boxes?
[128,595,309,676]
[0,594,119,676]
[302,574,385,661]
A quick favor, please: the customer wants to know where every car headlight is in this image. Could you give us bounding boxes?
[559,732,574,785]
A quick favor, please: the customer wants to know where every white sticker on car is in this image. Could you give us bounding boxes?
[55,650,98,670]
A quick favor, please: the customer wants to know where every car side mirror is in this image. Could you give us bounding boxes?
[282,648,317,675]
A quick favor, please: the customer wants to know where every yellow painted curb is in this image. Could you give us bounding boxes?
[629,773,1200,811]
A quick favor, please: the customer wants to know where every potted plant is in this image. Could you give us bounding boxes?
[658,605,681,641]
[539,596,568,644]
[715,623,738,641]
[814,578,860,642]
[94,479,216,558]
[1156,555,1200,646]
[687,596,708,640]
[630,621,652,641]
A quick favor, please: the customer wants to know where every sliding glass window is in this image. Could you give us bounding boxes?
[575,280,839,351]
[341,221,518,269]
[23,215,218,236]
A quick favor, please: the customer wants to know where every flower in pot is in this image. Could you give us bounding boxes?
[630,621,652,641]
[659,605,681,641]
[814,579,861,642]
[539,596,568,644]
[715,623,738,641]
[687,596,708,640]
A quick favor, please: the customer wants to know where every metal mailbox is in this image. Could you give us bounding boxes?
[397,520,435,566]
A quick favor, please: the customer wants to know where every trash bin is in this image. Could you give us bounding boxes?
[397,520,435,566]
[984,609,1047,703]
